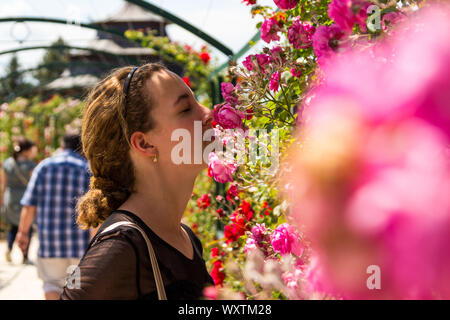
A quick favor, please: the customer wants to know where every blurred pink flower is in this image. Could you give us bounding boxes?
[283,4,450,299]
[208,152,237,184]
[273,0,298,10]
[328,0,370,32]
[312,24,347,67]
[381,11,405,31]
[282,270,299,289]
[287,18,315,49]
[244,237,258,253]
[261,17,281,43]
[203,286,219,300]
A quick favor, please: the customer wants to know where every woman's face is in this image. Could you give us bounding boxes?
[130,69,214,175]
[23,145,37,160]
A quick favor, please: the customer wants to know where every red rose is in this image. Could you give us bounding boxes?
[197,193,211,209]
[240,200,254,221]
[199,52,211,64]
[224,223,245,244]
[211,260,225,286]
[211,247,220,258]
[216,208,225,218]
[182,76,191,87]
[226,184,239,201]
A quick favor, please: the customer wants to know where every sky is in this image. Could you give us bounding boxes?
[0,0,276,78]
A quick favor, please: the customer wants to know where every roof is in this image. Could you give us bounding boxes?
[93,2,170,24]
[70,38,156,56]
[44,72,100,90]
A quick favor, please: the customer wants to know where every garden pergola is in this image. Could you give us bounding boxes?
[0,0,261,100]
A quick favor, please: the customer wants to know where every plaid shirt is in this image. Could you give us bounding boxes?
[20,149,91,258]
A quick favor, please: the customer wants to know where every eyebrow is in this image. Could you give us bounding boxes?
[173,93,190,107]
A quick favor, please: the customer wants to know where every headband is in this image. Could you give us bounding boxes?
[123,66,139,98]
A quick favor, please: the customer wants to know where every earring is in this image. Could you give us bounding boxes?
[153,155,158,163]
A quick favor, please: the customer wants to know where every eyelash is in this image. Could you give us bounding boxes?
[181,106,191,113]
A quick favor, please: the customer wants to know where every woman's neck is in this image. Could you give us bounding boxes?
[15,154,27,161]
[117,169,196,238]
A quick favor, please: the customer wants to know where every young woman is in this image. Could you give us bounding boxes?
[60,63,216,299]
[0,137,37,264]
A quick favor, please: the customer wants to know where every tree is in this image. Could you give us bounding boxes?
[0,54,30,102]
[34,37,69,86]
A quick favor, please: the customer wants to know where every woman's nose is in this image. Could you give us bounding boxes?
[200,105,214,128]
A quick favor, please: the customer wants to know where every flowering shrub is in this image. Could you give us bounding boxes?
[183,0,450,300]
[0,95,83,162]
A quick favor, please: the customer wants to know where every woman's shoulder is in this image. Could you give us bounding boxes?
[2,157,13,170]
[90,211,146,247]
[61,225,142,300]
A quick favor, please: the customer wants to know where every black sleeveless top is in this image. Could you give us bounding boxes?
[60,210,214,300]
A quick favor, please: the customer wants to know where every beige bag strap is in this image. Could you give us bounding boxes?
[100,221,167,300]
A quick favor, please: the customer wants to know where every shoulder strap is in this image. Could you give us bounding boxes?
[100,221,167,300]
[11,158,30,187]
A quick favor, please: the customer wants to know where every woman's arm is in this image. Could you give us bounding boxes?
[0,167,6,206]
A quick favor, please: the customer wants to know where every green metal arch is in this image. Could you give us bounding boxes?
[0,17,135,43]
[0,61,117,80]
[0,45,139,64]
[0,3,264,82]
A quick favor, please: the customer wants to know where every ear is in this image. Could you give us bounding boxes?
[130,131,157,158]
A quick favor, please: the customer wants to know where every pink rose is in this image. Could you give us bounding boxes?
[221,82,239,106]
[312,24,347,66]
[226,184,239,201]
[287,18,315,49]
[243,54,273,73]
[244,237,258,253]
[261,17,281,43]
[208,152,237,184]
[213,103,244,129]
[271,223,303,256]
[270,71,280,92]
[290,66,302,78]
[251,223,268,243]
[243,55,255,71]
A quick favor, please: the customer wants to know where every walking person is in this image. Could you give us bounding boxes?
[0,137,37,264]
[16,133,92,300]
[61,63,215,300]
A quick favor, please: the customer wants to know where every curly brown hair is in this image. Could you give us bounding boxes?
[76,63,167,229]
